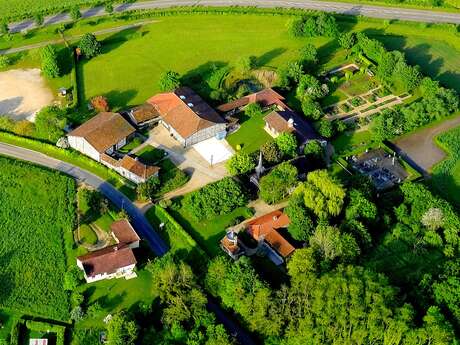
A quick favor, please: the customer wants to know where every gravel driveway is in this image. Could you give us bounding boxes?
[394,115,460,171]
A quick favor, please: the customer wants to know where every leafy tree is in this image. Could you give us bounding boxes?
[259,162,298,204]
[34,106,67,142]
[303,17,318,37]
[338,32,356,50]
[315,13,340,37]
[275,132,298,157]
[64,267,83,291]
[226,152,255,175]
[70,6,82,21]
[235,55,257,73]
[0,55,10,68]
[0,116,14,131]
[106,312,138,345]
[301,97,323,120]
[90,95,110,112]
[303,140,323,158]
[105,2,114,13]
[296,74,328,100]
[345,189,377,221]
[158,70,181,91]
[298,43,317,63]
[244,102,262,117]
[260,141,282,164]
[285,192,314,241]
[70,306,84,322]
[40,45,60,78]
[34,13,44,26]
[300,169,346,219]
[286,17,305,37]
[433,259,460,324]
[316,119,335,138]
[136,177,160,201]
[78,33,102,59]
[310,224,357,262]
[286,247,318,276]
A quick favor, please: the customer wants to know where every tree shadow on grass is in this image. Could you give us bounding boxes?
[256,48,286,67]
[104,89,138,110]
[317,39,342,67]
[101,26,144,55]
[182,60,229,98]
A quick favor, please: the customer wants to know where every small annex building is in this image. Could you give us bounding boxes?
[217,88,286,114]
[147,87,227,147]
[127,103,161,128]
[77,219,140,283]
[67,112,136,162]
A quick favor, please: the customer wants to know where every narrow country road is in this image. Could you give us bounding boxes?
[0,142,168,256]
[6,0,460,35]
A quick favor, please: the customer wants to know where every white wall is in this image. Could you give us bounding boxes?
[68,136,101,161]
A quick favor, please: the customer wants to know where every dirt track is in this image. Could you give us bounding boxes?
[394,115,460,171]
[0,68,53,121]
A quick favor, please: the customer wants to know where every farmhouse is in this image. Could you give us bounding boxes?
[217,88,286,114]
[247,209,295,265]
[67,112,136,162]
[77,219,140,283]
[147,87,227,147]
[263,106,318,143]
[116,155,160,184]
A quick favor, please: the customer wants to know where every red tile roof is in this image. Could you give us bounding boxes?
[119,155,160,180]
[111,219,140,244]
[77,244,136,278]
[147,87,225,139]
[217,88,285,112]
[247,210,295,258]
[68,112,135,153]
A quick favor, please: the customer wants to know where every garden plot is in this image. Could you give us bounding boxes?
[0,69,54,121]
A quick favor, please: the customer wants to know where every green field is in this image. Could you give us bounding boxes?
[0,156,74,321]
[432,126,460,208]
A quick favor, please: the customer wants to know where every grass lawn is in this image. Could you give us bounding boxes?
[168,204,253,257]
[79,224,98,245]
[332,129,377,156]
[77,269,157,329]
[135,145,167,165]
[339,74,376,97]
[118,137,143,154]
[431,126,460,208]
[226,111,273,153]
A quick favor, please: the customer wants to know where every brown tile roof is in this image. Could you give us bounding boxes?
[147,87,225,139]
[247,210,295,258]
[130,103,160,124]
[217,88,285,112]
[264,107,318,142]
[68,112,136,153]
[77,244,136,278]
[100,153,119,166]
[221,233,240,255]
[111,219,140,244]
[119,155,160,180]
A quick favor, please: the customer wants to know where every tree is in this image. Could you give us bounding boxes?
[259,162,298,204]
[244,102,262,117]
[260,141,282,164]
[286,17,305,37]
[78,33,102,59]
[70,306,84,322]
[287,247,317,277]
[158,70,181,91]
[236,56,257,73]
[70,6,82,21]
[275,132,298,157]
[136,177,160,201]
[315,13,340,37]
[226,152,255,175]
[90,95,110,112]
[34,13,44,26]
[301,97,323,120]
[105,2,114,13]
[40,45,60,78]
[296,74,328,100]
[316,119,335,138]
[0,55,11,68]
[106,312,138,345]
[300,169,346,219]
[285,192,314,241]
[64,267,83,291]
[34,105,67,142]
[304,140,323,158]
[0,21,8,35]
[298,43,317,63]
[310,224,360,263]
[338,32,356,50]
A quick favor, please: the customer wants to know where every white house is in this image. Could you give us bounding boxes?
[147,87,227,147]
[77,219,141,283]
[67,112,136,162]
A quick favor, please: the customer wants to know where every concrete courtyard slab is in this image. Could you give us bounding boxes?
[192,137,234,165]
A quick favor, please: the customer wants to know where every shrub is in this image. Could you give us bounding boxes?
[78,33,102,59]
[226,152,255,175]
[183,177,248,220]
[34,105,67,142]
[105,3,114,13]
[0,116,14,131]
[304,140,323,157]
[244,102,262,117]
[13,120,35,137]
[259,162,298,204]
[316,119,335,138]
[70,6,82,21]
[235,55,257,73]
[40,45,60,78]
[276,132,298,157]
[0,55,11,68]
[158,70,181,91]
[91,95,110,112]
[260,141,282,164]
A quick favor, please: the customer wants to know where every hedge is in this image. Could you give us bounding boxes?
[9,319,23,345]
[25,321,65,345]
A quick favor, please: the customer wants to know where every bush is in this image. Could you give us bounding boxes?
[34,105,67,142]
[78,33,102,59]
[235,55,257,73]
[260,141,282,164]
[105,3,114,13]
[91,95,110,112]
[244,102,262,117]
[40,45,60,78]
[276,132,298,157]
[183,177,248,220]
[0,55,11,68]
[70,6,82,20]
[158,70,181,92]
[226,152,255,175]
[259,162,298,204]
[316,119,335,138]
[304,140,323,157]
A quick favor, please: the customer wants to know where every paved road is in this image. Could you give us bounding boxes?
[0,20,157,55]
[393,114,460,172]
[0,142,168,256]
[6,0,460,34]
